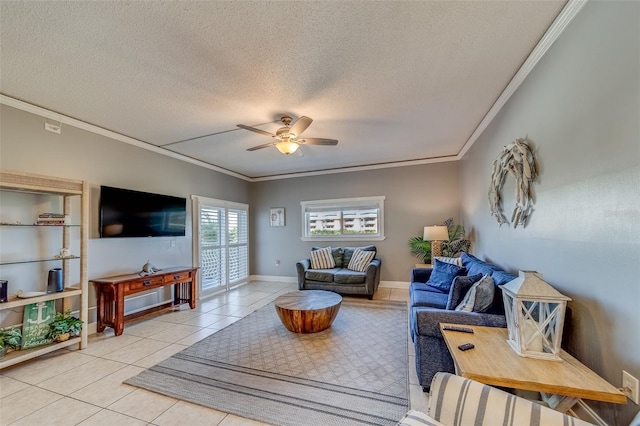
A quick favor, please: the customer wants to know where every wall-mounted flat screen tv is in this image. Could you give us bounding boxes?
[99,185,186,238]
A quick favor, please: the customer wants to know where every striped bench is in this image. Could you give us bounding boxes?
[398,373,594,426]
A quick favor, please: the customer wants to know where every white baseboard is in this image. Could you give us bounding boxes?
[249,275,297,283]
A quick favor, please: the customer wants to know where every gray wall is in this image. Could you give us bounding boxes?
[250,162,461,282]
[459,2,639,424]
[0,104,251,318]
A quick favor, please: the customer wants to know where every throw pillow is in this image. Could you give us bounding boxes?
[426,259,467,293]
[310,246,336,269]
[433,256,463,267]
[446,273,483,310]
[455,274,495,313]
[347,247,376,272]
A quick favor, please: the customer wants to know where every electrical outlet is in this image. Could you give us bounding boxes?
[170,240,175,248]
[622,370,639,404]
[275,260,280,267]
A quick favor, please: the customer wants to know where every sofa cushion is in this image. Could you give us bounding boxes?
[411,290,448,309]
[305,269,336,283]
[426,260,466,293]
[446,273,483,310]
[313,246,344,268]
[310,246,336,269]
[461,252,499,277]
[490,270,517,286]
[410,282,447,295]
[334,268,366,284]
[455,274,495,313]
[397,409,445,426]
[347,247,376,272]
[343,245,376,267]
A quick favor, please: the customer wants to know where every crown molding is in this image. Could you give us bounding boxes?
[1,0,585,182]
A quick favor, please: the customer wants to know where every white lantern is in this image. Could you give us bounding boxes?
[501,271,571,361]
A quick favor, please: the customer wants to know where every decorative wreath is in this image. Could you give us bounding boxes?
[488,138,538,228]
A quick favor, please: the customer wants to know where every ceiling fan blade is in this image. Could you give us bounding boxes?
[300,138,338,146]
[237,124,275,137]
[246,142,275,151]
[290,116,313,136]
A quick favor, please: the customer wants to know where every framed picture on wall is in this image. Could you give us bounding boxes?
[270,207,285,227]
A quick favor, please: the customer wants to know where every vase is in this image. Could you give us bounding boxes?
[47,268,64,293]
[55,333,70,342]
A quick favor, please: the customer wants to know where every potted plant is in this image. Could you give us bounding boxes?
[408,218,471,263]
[0,327,22,357]
[48,310,83,342]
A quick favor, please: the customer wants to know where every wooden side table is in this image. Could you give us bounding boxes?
[440,323,626,412]
[91,266,198,336]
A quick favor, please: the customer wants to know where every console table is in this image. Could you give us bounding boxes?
[440,323,626,412]
[91,267,198,336]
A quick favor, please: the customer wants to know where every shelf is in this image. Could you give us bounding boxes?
[0,287,82,310]
[0,224,80,227]
[0,336,81,370]
[0,256,80,266]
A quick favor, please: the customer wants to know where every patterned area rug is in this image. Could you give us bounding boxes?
[125,298,409,425]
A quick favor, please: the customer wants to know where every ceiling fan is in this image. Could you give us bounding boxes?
[237,115,338,155]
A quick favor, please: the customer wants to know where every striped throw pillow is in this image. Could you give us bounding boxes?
[397,410,445,426]
[347,247,375,272]
[433,256,463,267]
[310,247,336,269]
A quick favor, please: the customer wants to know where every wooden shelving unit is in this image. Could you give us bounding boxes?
[0,170,88,370]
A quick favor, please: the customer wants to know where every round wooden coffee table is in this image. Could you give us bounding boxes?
[274,290,342,333]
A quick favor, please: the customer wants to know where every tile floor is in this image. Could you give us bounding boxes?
[1,281,428,425]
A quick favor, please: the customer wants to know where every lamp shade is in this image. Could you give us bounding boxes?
[423,225,449,241]
[275,140,300,155]
[502,271,571,361]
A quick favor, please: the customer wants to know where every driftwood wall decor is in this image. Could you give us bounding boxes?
[488,138,538,228]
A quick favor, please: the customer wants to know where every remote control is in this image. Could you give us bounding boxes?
[458,343,475,351]
[442,325,474,333]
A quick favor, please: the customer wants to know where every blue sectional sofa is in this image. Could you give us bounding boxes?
[409,253,516,390]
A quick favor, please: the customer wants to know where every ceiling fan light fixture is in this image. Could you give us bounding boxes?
[276,140,299,155]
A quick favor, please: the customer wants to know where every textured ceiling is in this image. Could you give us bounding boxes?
[0,1,567,179]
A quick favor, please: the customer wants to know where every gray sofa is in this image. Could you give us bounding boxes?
[296,246,381,299]
[410,253,515,390]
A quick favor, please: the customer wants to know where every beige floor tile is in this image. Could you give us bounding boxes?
[174,327,219,346]
[206,316,240,330]
[373,287,392,300]
[108,388,177,422]
[2,351,95,385]
[83,333,142,357]
[146,323,203,343]
[152,400,227,425]
[133,343,188,368]
[78,408,148,426]
[38,357,127,395]
[247,298,274,310]
[390,288,410,302]
[11,397,101,426]
[219,414,271,426]
[408,355,420,386]
[410,384,430,412]
[0,386,63,424]
[180,312,228,327]
[124,319,178,338]
[152,309,203,324]
[228,306,258,318]
[69,365,145,407]
[207,304,244,316]
[0,375,29,398]
[103,338,171,364]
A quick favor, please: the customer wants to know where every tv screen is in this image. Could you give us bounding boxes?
[99,186,186,238]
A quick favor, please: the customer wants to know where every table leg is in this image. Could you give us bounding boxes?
[541,393,580,413]
[115,285,125,336]
[95,285,105,333]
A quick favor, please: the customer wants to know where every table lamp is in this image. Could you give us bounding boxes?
[423,225,450,262]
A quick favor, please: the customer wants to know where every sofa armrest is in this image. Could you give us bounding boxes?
[411,267,433,283]
[296,259,311,289]
[413,307,506,338]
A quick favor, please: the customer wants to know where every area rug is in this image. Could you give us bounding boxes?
[125,298,409,425]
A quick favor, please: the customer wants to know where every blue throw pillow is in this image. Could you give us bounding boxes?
[426,259,467,293]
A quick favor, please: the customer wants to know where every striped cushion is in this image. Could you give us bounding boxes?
[347,247,376,272]
[433,256,463,267]
[310,247,336,269]
[397,409,445,426]
[428,373,594,426]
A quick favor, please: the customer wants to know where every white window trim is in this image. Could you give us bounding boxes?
[300,196,386,242]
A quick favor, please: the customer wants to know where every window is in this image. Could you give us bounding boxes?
[301,196,385,241]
